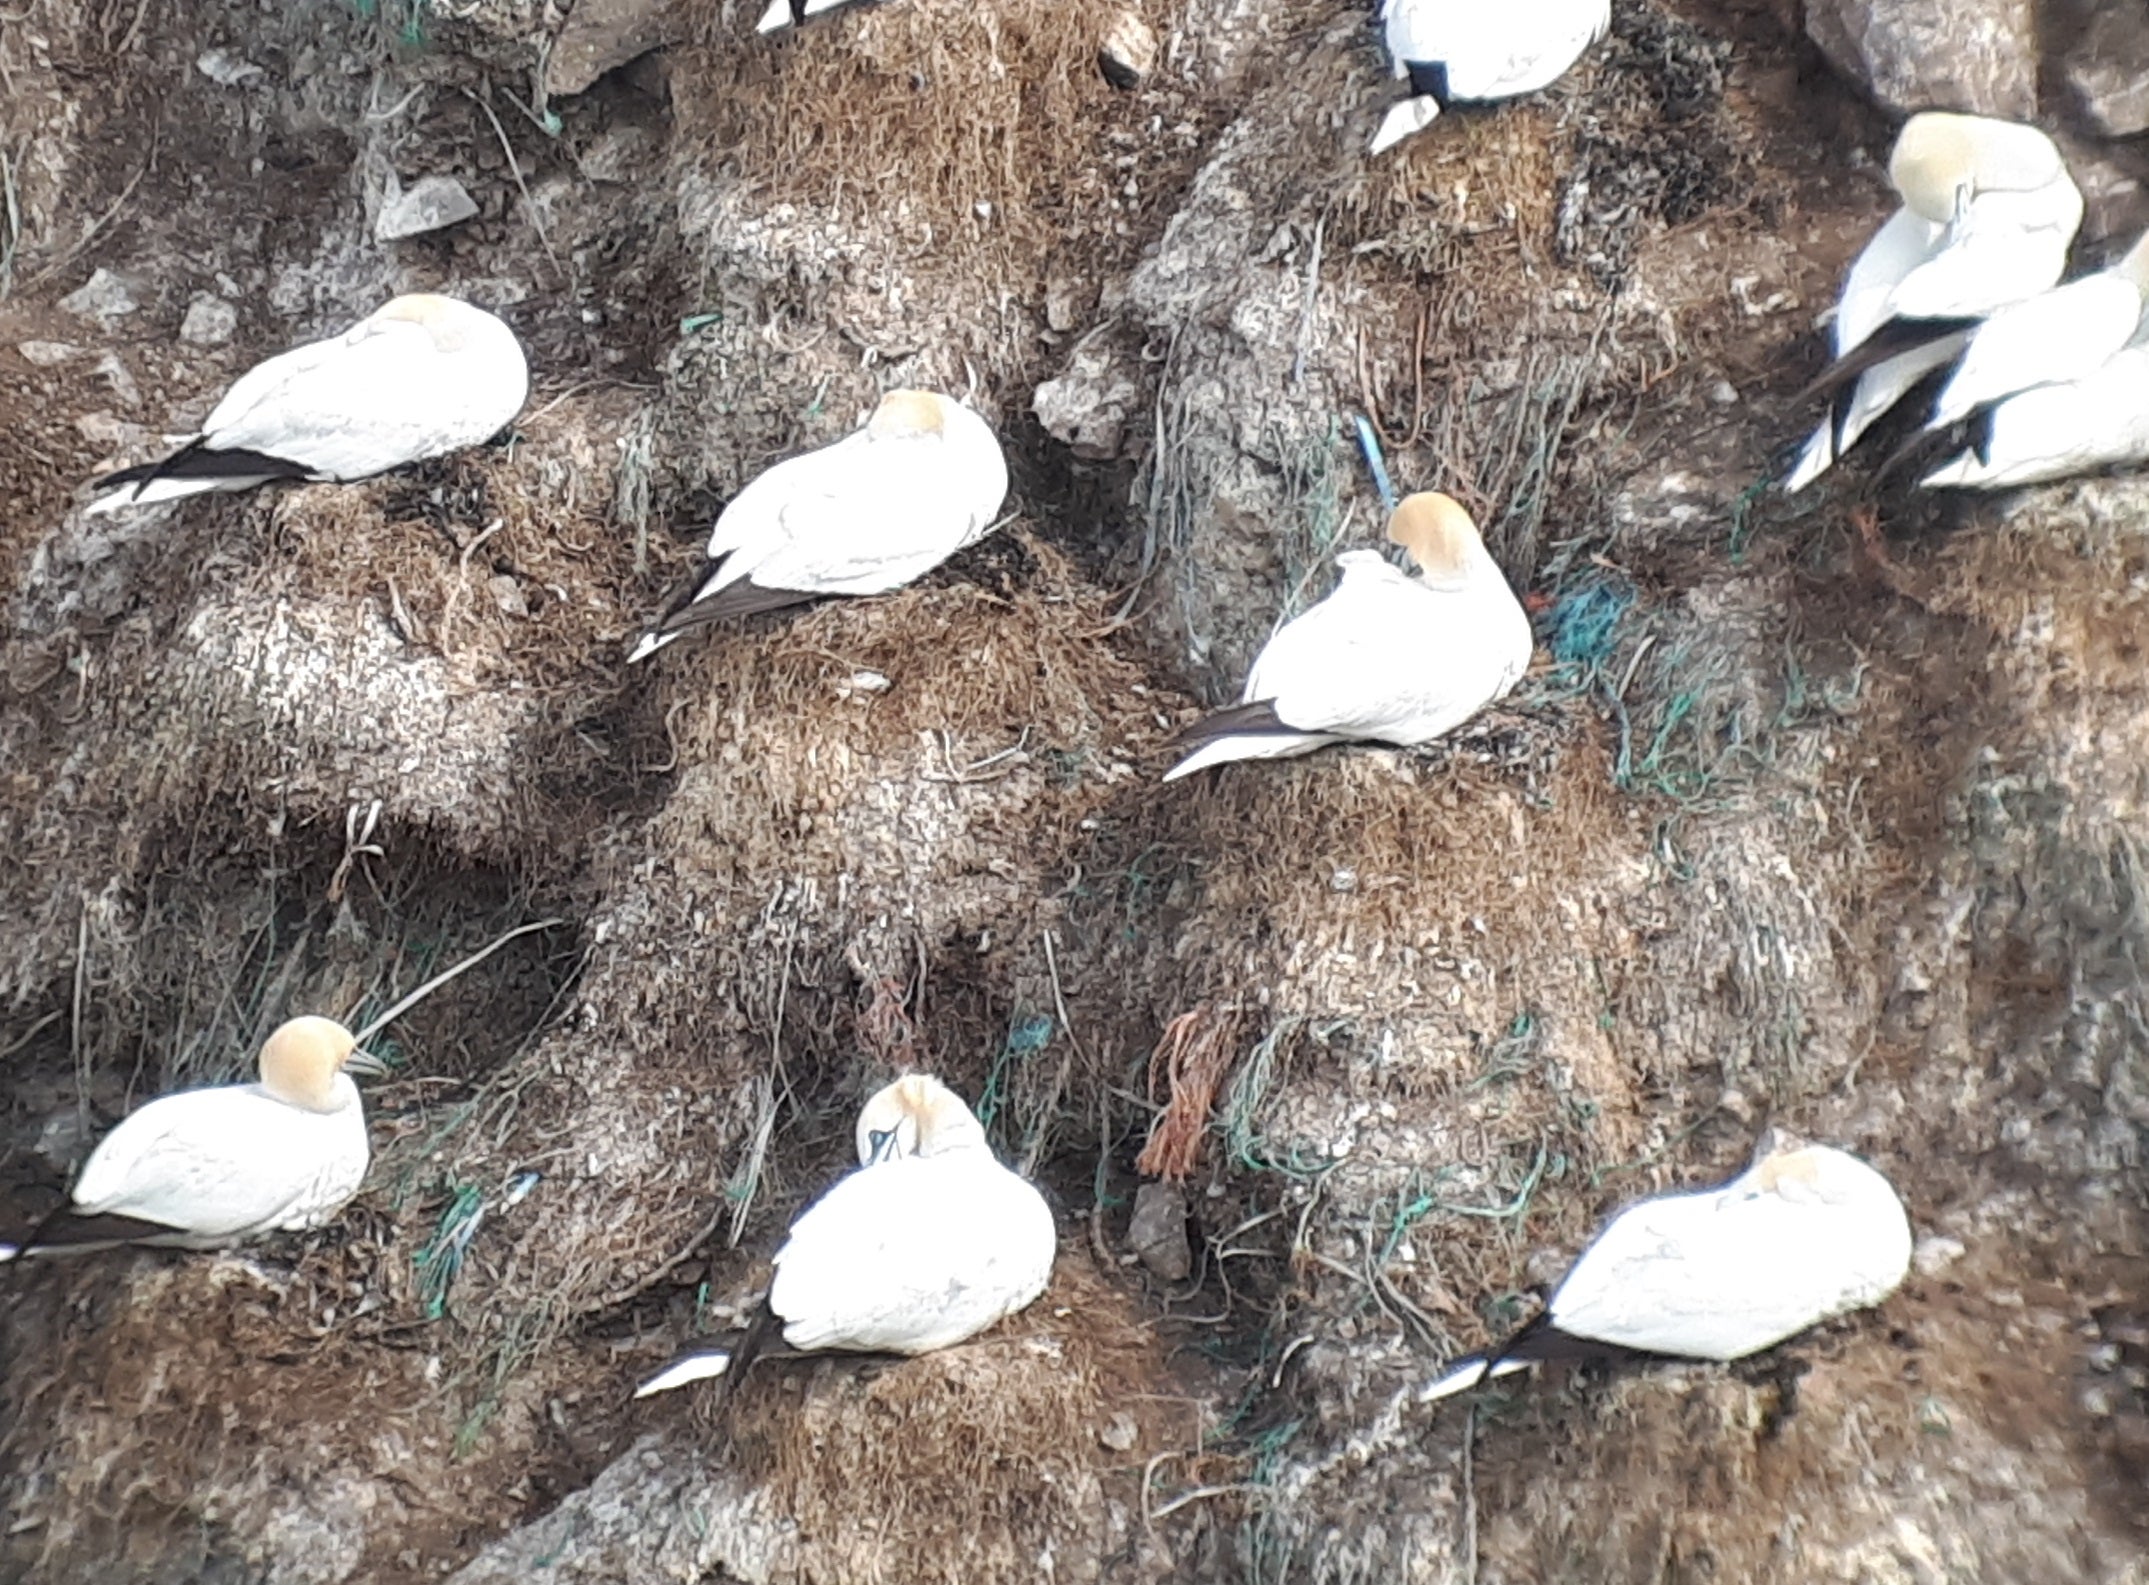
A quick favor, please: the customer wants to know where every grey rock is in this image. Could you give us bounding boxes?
[180,293,238,346]
[58,268,140,323]
[376,174,480,242]
[2066,5,2149,140]
[1805,0,2038,119]
[544,0,684,98]
[1100,10,1159,91]
[1033,338,1142,461]
[1126,1180,1192,1281]
[17,340,82,366]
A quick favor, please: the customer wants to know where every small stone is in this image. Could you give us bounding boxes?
[93,353,139,406]
[488,575,529,618]
[376,174,480,242]
[17,340,81,367]
[1033,340,1141,461]
[1912,1234,1965,1277]
[1127,1180,1192,1282]
[196,47,264,86]
[59,268,140,323]
[1099,10,1158,91]
[1098,1413,1139,1453]
[180,293,238,347]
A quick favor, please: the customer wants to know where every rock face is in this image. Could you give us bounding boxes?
[1805,0,2038,119]
[2065,4,2149,140]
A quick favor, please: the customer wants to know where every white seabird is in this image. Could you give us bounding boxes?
[1419,1132,1913,1403]
[1786,112,2083,492]
[1370,0,1610,156]
[0,1016,386,1260]
[634,1074,1057,1399]
[86,294,530,514]
[1161,491,1533,782]
[627,389,1010,662]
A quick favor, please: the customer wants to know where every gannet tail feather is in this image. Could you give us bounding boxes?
[89,442,315,514]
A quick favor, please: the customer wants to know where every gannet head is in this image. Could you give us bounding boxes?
[258,1015,381,1112]
[865,389,950,442]
[373,293,478,353]
[855,1073,989,1165]
[1387,491,1487,586]
[1889,113,2063,224]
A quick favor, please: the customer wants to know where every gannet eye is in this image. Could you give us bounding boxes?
[866,1127,898,1164]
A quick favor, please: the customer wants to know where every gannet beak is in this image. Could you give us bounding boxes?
[345,1049,391,1078]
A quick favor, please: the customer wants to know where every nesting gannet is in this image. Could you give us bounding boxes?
[1370,0,1610,156]
[634,1074,1056,1399]
[1161,492,1533,782]
[627,389,1009,662]
[0,1017,386,1260]
[1419,1133,1912,1403]
[1786,112,2082,491]
[85,295,529,513]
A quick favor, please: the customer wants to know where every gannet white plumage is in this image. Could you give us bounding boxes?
[1419,1132,1913,1403]
[1370,0,1610,156]
[1161,492,1533,782]
[634,1074,1057,1399]
[0,1016,386,1260]
[1920,230,2149,433]
[1786,112,2083,491]
[627,389,1010,661]
[85,294,529,514]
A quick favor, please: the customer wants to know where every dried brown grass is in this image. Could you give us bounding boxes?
[674,0,1213,287]
[716,1251,1184,1585]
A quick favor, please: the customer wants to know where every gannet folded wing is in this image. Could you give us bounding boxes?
[1920,339,2149,490]
[772,1152,1056,1355]
[1382,0,1609,99]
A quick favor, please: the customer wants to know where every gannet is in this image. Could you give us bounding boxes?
[1370,0,1610,156]
[1161,491,1533,782]
[627,389,1009,662]
[85,294,529,513]
[1419,1132,1913,1403]
[634,1074,1057,1399]
[1786,112,2083,491]
[0,1017,386,1260]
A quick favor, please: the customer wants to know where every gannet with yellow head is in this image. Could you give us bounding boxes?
[1370,0,1610,156]
[0,1016,387,1259]
[627,388,1010,662]
[85,293,529,513]
[1786,112,2082,492]
[1418,1130,1913,1402]
[634,1073,1056,1399]
[1161,491,1534,781]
